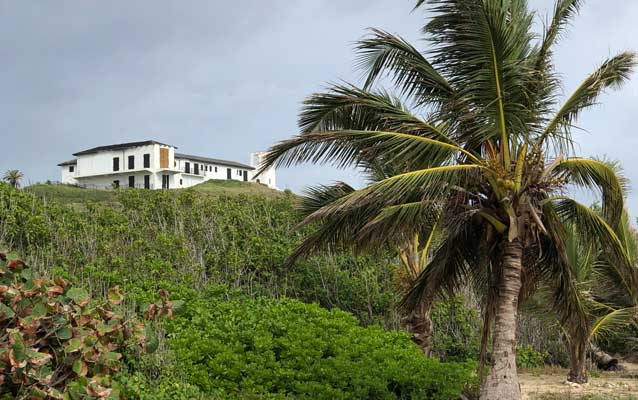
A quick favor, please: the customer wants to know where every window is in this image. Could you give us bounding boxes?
[214,166,218,173]
[144,175,150,189]
[162,175,169,189]
[128,155,135,170]
[69,166,74,173]
[128,176,135,188]
[113,157,120,171]
[113,180,120,188]
[194,163,199,175]
[185,162,190,174]
[180,179,183,185]
[143,154,150,168]
[226,168,232,180]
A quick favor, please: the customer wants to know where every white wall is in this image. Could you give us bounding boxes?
[60,164,78,185]
[60,144,278,190]
[249,152,277,189]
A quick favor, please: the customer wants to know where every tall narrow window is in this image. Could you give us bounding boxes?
[128,155,135,170]
[194,163,199,175]
[226,168,232,180]
[143,154,150,168]
[113,157,120,172]
[69,166,74,173]
[214,166,218,172]
[144,175,150,189]
[162,175,169,189]
[185,162,190,174]
[128,176,135,188]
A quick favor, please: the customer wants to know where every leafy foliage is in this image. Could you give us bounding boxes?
[0,250,171,399]
[153,286,478,400]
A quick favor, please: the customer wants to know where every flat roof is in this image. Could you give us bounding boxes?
[57,159,78,166]
[174,153,254,170]
[72,140,174,156]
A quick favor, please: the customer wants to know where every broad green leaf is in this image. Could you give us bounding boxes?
[65,338,83,353]
[56,326,73,340]
[66,288,89,305]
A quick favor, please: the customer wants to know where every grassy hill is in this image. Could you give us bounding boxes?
[25,179,283,205]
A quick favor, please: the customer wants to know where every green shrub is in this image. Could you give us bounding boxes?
[516,345,549,369]
[431,296,481,362]
[158,287,477,400]
[0,250,173,399]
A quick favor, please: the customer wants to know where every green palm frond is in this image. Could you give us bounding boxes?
[536,0,584,71]
[298,182,355,217]
[307,164,483,221]
[258,129,475,176]
[355,28,453,104]
[541,52,637,146]
[589,307,638,343]
[298,84,450,139]
[424,0,537,150]
[553,158,627,227]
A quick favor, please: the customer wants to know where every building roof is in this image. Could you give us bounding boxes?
[174,153,254,170]
[72,140,174,156]
[57,159,78,166]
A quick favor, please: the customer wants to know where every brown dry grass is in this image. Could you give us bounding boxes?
[521,363,638,400]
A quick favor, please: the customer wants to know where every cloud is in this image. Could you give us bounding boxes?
[1,1,636,218]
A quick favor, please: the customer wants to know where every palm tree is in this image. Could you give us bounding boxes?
[258,1,635,398]
[538,210,638,383]
[3,170,24,189]
[296,166,439,356]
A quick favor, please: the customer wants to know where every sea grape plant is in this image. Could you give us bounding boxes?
[0,250,174,400]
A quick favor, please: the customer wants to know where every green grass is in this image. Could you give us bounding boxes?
[25,183,116,205]
[25,180,284,205]
[190,179,284,198]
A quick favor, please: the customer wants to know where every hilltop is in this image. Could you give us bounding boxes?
[25,179,284,205]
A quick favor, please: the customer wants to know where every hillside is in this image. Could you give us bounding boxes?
[25,179,283,205]
[0,182,482,399]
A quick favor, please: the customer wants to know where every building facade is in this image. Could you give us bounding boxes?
[58,140,277,190]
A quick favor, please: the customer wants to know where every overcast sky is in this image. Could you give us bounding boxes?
[1,1,637,214]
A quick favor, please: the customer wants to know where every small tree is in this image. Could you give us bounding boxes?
[3,170,24,189]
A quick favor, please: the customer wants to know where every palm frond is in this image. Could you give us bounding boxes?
[541,52,637,146]
[553,157,627,227]
[589,307,638,343]
[536,0,584,71]
[355,28,453,105]
[298,182,355,217]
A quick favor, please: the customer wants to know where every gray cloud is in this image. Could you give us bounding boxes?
[1,1,636,216]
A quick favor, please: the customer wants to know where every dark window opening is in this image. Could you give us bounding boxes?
[243,170,248,182]
[69,166,74,173]
[180,179,183,185]
[113,180,120,188]
[226,168,232,180]
[128,155,135,170]
[144,175,150,189]
[194,163,199,175]
[143,154,150,168]
[185,162,190,174]
[214,166,218,172]
[128,176,135,188]
[162,175,169,189]
[113,157,120,172]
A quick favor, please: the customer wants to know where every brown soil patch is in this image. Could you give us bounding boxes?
[520,363,638,399]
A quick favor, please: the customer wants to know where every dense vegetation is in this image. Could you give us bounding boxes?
[0,182,483,398]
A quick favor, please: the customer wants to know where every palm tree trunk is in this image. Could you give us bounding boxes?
[403,302,434,356]
[568,340,588,383]
[481,239,523,400]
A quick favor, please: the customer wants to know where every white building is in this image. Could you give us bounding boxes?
[58,140,277,190]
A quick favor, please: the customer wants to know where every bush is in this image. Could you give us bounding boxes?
[516,345,549,369]
[431,296,481,362]
[0,250,172,399]
[156,286,477,400]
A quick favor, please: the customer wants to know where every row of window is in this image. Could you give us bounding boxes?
[113,154,151,172]
[112,175,152,189]
[183,161,221,175]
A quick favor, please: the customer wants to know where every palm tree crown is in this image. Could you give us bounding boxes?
[3,170,24,189]
[258,1,636,399]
